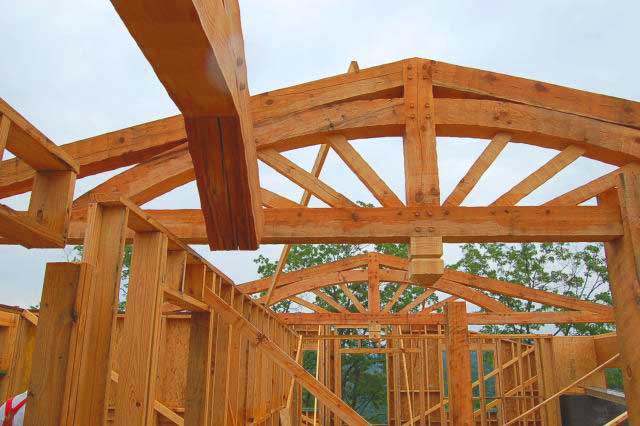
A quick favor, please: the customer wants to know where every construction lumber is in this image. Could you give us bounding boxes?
[60,203,129,426]
[112,0,262,250]
[492,145,585,206]
[445,302,473,426]
[0,205,66,248]
[263,143,330,305]
[445,269,614,316]
[258,148,356,208]
[444,133,510,206]
[599,171,640,426]
[0,117,186,198]
[114,231,168,425]
[545,163,640,206]
[329,135,403,207]
[276,310,613,326]
[24,263,90,426]
[403,58,439,205]
[409,236,443,285]
[74,145,193,208]
[0,98,78,173]
[367,253,381,313]
[503,353,620,426]
[202,288,370,426]
[430,59,640,129]
[184,312,214,426]
[72,206,622,248]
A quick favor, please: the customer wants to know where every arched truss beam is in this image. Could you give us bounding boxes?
[237,254,612,317]
[2,58,640,201]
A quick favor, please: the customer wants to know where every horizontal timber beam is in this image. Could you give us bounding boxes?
[276,311,614,326]
[64,205,622,245]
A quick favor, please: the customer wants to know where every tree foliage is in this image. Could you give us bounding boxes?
[449,242,613,335]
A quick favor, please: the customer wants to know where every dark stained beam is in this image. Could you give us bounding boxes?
[111,0,262,250]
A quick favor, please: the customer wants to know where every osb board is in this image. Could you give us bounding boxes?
[552,336,606,391]
[593,333,621,369]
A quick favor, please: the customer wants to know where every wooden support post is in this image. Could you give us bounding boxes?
[445,301,472,426]
[28,171,76,237]
[409,236,444,285]
[114,231,168,426]
[368,253,381,313]
[403,58,439,206]
[599,171,640,426]
[24,263,90,426]
[61,203,128,425]
[209,282,234,426]
[184,311,214,426]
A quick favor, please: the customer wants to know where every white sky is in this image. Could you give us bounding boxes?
[0,0,638,308]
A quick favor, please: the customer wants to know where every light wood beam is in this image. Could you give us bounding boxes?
[61,203,129,425]
[259,148,355,208]
[65,205,623,245]
[0,98,78,173]
[114,231,168,425]
[203,288,370,426]
[544,163,639,206]
[398,288,436,313]
[261,188,302,208]
[184,311,214,426]
[382,284,409,313]
[276,310,613,326]
[289,296,330,314]
[367,253,381,313]
[444,133,510,206]
[328,135,403,207]
[492,145,585,206]
[24,263,90,426]
[111,0,261,250]
[312,290,350,314]
[599,173,640,425]
[403,58,439,205]
[340,284,366,313]
[445,269,613,316]
[263,144,330,306]
[445,301,473,426]
[0,115,10,161]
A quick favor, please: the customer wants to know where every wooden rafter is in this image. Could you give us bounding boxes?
[312,289,349,314]
[112,0,262,250]
[289,296,329,314]
[382,284,409,313]
[544,163,640,206]
[492,145,585,206]
[444,133,510,206]
[398,288,437,313]
[259,148,355,208]
[328,135,403,207]
[263,143,330,305]
[340,284,366,313]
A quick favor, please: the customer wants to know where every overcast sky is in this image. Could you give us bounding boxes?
[1,0,638,308]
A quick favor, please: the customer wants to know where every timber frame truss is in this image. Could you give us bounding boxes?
[1,0,640,424]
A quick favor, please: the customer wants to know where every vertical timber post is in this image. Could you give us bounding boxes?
[24,262,91,426]
[62,203,129,425]
[598,171,640,425]
[445,301,472,426]
[113,231,168,425]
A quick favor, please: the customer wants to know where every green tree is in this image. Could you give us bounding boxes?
[449,242,613,335]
